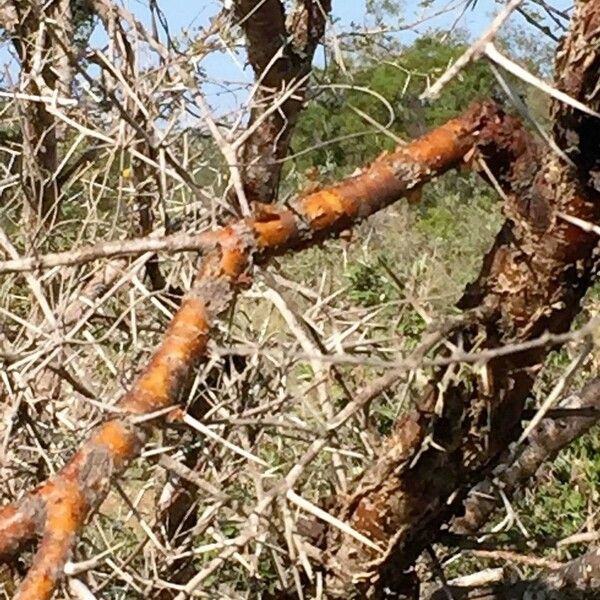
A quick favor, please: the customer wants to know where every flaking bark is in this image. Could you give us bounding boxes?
[0,102,513,600]
[323,2,600,597]
[233,0,331,204]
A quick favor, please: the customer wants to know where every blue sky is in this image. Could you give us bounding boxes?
[120,0,495,113]
[128,1,492,34]
[0,1,560,115]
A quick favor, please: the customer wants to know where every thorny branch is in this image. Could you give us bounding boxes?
[322,1,600,597]
[0,103,519,600]
[0,0,74,227]
[2,1,600,599]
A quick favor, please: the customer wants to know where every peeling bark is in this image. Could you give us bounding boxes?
[0,102,515,600]
[233,0,331,203]
[323,2,600,597]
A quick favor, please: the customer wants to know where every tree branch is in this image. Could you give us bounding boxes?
[453,377,600,535]
[426,547,600,599]
[233,0,331,203]
[0,102,516,276]
[323,1,600,596]
[0,0,75,227]
[0,102,523,600]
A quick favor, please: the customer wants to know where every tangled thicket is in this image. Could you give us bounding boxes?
[2,1,600,599]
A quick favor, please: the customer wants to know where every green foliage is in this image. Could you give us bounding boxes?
[72,0,96,48]
[289,35,498,181]
[416,201,461,241]
[512,428,600,546]
[0,1,95,48]
[345,260,390,307]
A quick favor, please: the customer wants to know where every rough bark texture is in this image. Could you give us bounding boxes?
[426,547,600,599]
[323,2,600,597]
[234,0,331,203]
[0,103,515,600]
[453,0,600,539]
[453,377,600,535]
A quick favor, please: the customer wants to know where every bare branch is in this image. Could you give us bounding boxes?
[0,103,514,276]
[0,102,517,600]
[454,377,600,536]
[233,0,331,203]
[0,0,75,226]
[422,0,524,100]
[426,547,600,599]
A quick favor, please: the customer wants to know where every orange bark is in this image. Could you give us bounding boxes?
[0,102,523,600]
[323,2,600,596]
